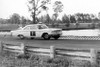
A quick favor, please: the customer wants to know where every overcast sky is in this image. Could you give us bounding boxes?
[0,0,100,19]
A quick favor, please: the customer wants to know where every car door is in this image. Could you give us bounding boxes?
[22,26,30,37]
[36,25,46,37]
[29,25,37,37]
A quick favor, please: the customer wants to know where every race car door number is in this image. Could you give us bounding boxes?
[30,31,36,36]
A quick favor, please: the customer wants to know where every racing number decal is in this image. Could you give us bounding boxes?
[30,31,36,36]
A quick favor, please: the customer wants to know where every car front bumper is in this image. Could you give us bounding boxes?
[49,32,62,37]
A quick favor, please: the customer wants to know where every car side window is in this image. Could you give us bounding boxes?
[38,25,42,29]
[30,26,37,30]
[38,25,48,29]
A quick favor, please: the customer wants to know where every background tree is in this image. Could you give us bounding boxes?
[75,13,99,23]
[98,12,100,20]
[70,15,76,23]
[53,1,63,22]
[9,13,20,24]
[21,16,27,24]
[44,14,51,24]
[0,18,6,24]
[27,0,50,24]
[38,14,51,24]
[75,13,84,23]
[62,14,70,27]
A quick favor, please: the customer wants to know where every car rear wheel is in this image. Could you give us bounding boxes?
[42,33,50,40]
[18,35,25,39]
[53,36,60,40]
[30,37,34,39]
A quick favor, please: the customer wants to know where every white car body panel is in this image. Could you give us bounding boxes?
[11,24,62,38]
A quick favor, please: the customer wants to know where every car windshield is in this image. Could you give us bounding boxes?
[18,27,23,30]
[38,24,48,29]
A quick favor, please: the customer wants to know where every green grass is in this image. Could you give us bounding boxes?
[0,49,92,67]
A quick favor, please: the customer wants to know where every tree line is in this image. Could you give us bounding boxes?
[0,13,100,24]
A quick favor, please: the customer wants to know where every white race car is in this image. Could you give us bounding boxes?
[11,24,62,40]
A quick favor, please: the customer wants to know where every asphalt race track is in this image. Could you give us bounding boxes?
[1,36,100,49]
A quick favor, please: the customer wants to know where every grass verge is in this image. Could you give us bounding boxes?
[0,50,93,67]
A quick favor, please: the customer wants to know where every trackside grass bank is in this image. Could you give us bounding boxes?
[0,51,92,67]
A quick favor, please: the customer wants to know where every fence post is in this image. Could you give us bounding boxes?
[90,48,97,66]
[20,43,25,54]
[0,41,3,53]
[50,46,55,58]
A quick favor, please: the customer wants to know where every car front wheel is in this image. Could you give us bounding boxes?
[18,35,25,39]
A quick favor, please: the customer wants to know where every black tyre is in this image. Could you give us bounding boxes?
[42,33,50,40]
[53,36,60,40]
[30,37,34,39]
[18,35,25,39]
